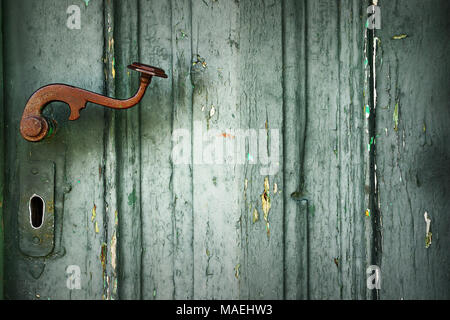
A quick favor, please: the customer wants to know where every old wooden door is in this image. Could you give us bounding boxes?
[0,0,449,300]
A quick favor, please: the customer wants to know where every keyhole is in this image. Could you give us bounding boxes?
[29,194,45,229]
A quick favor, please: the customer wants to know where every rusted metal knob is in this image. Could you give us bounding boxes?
[20,62,168,142]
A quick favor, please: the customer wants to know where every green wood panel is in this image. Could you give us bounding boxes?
[1,0,448,300]
[138,0,175,300]
[302,0,369,299]
[375,0,450,299]
[3,0,106,299]
[0,0,4,300]
[114,0,143,300]
[238,0,284,299]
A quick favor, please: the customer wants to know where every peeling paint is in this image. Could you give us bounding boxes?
[261,177,271,238]
[110,231,117,271]
[112,57,116,79]
[209,105,216,118]
[393,102,399,131]
[424,212,432,248]
[252,208,259,223]
[100,242,108,299]
[334,258,339,267]
[261,177,271,222]
[234,263,241,279]
[392,34,408,40]
[91,204,96,222]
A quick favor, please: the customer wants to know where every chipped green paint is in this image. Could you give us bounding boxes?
[127,189,137,206]
[100,242,108,299]
[83,0,90,7]
[365,105,370,119]
[392,34,408,40]
[234,263,241,279]
[393,102,399,131]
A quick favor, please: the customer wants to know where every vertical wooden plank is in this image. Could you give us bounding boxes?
[114,0,142,300]
[304,0,341,299]
[102,0,120,300]
[139,0,175,300]
[171,0,194,299]
[3,0,105,299]
[283,0,309,300]
[0,0,4,300]
[191,0,241,299]
[375,0,450,299]
[337,0,368,299]
[239,0,284,299]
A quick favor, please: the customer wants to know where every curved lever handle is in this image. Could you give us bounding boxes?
[20,62,168,142]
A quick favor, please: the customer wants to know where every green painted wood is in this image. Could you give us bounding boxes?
[375,0,450,299]
[114,0,143,300]
[191,0,243,299]
[0,0,4,300]
[170,0,195,300]
[3,0,106,299]
[1,0,449,300]
[238,0,285,299]
[138,0,175,300]
[301,0,370,299]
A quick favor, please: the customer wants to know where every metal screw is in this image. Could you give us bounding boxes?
[31,168,39,175]
[32,236,40,244]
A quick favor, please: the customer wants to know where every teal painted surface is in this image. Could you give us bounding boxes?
[0,0,4,300]
[375,0,450,299]
[0,0,449,300]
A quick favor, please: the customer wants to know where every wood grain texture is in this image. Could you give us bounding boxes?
[3,0,106,300]
[0,0,4,300]
[138,0,175,300]
[1,0,449,300]
[114,0,142,300]
[375,0,450,299]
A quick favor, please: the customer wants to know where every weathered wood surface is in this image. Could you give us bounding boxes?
[0,0,4,300]
[375,0,450,299]
[1,0,449,300]
[3,0,106,299]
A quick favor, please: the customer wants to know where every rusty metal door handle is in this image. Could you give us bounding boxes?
[20,62,168,142]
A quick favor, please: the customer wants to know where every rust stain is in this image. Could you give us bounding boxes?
[100,243,108,300]
[220,132,235,139]
[334,258,339,267]
[110,231,117,271]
